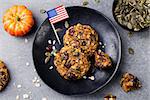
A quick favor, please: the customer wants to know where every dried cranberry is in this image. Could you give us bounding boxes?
[64,61,71,68]
[69,27,75,36]
[81,41,86,46]
[68,73,77,80]
[46,45,52,52]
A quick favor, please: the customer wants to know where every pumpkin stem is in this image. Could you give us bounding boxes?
[16,16,20,21]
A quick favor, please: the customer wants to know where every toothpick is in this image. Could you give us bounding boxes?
[50,23,61,45]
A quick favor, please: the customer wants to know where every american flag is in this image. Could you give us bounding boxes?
[47,5,69,24]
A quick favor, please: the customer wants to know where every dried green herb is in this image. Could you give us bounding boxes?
[128,48,134,55]
[40,9,46,14]
[128,31,134,37]
[65,21,69,28]
[95,0,100,3]
[82,0,89,6]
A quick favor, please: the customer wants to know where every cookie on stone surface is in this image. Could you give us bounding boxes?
[94,50,112,69]
[54,46,90,80]
[0,60,9,91]
[120,72,142,92]
[63,23,99,56]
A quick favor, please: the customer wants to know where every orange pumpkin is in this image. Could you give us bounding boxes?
[3,5,34,37]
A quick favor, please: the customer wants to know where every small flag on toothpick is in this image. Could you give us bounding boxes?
[47,5,69,45]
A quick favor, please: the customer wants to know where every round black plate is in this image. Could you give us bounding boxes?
[32,6,121,95]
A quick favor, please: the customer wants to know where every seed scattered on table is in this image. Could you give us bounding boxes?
[23,94,29,99]
[16,95,20,100]
[26,62,30,66]
[40,9,46,14]
[128,31,134,37]
[65,21,69,28]
[25,38,28,43]
[42,97,47,100]
[95,0,100,3]
[35,83,41,87]
[82,0,89,6]
[17,84,22,88]
[128,48,134,55]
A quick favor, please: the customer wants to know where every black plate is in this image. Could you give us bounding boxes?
[32,6,121,95]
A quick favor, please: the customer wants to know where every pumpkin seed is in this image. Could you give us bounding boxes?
[114,0,150,31]
[128,48,134,55]
[45,52,51,56]
[128,31,134,37]
[65,21,69,28]
[56,28,63,32]
[45,56,50,64]
[95,0,100,3]
[82,0,89,6]
[40,9,46,14]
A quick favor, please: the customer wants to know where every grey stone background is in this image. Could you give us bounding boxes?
[0,0,149,100]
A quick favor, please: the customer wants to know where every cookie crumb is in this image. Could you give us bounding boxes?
[49,66,53,70]
[23,94,29,99]
[16,95,20,100]
[83,76,87,79]
[28,91,32,94]
[17,84,22,88]
[26,62,30,66]
[33,69,36,72]
[48,40,52,44]
[25,38,28,43]
[52,46,56,50]
[53,40,56,45]
[42,97,47,100]
[88,76,95,81]
[35,83,41,87]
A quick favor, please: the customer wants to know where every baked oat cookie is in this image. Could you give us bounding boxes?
[54,46,90,80]
[63,23,99,56]
[0,60,9,91]
[120,72,142,92]
[94,50,112,69]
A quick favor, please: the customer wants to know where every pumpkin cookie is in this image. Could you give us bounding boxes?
[120,72,142,92]
[94,50,112,69]
[54,46,90,80]
[0,60,9,91]
[63,23,99,56]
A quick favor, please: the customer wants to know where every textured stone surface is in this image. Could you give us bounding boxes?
[0,0,149,100]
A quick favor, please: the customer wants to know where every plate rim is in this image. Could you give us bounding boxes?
[32,6,122,95]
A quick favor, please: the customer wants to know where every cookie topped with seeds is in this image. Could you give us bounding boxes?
[54,46,90,80]
[0,60,9,91]
[94,50,112,69]
[63,23,99,56]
